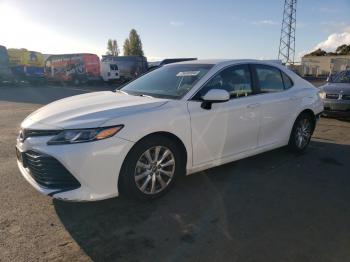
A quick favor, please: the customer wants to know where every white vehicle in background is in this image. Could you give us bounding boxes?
[100,61,120,82]
[16,59,323,202]
[101,55,148,83]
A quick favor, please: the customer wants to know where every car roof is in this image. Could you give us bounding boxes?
[170,59,282,67]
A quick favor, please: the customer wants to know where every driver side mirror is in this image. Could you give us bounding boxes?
[201,89,230,110]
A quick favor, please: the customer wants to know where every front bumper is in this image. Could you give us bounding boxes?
[323,110,350,117]
[16,135,134,201]
[323,99,350,117]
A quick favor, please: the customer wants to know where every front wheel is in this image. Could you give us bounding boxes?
[288,113,314,153]
[119,136,184,200]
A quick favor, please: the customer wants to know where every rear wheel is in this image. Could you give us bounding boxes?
[119,136,184,200]
[288,113,314,152]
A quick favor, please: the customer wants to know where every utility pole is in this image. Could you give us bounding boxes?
[278,0,297,65]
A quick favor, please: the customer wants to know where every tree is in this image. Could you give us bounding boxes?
[123,39,130,56]
[304,48,327,57]
[336,44,350,55]
[304,44,350,58]
[123,29,144,56]
[106,39,119,56]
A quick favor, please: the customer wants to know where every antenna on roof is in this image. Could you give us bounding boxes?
[278,0,297,65]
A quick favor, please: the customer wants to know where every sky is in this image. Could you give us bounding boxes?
[0,0,349,61]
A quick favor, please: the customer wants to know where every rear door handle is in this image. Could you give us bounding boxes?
[247,103,261,109]
[289,96,299,101]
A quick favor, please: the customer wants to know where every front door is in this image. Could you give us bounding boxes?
[187,64,261,166]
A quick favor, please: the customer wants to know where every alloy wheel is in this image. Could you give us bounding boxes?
[295,118,312,149]
[134,146,176,195]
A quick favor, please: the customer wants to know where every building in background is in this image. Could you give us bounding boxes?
[301,55,350,78]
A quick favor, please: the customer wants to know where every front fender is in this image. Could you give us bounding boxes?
[103,100,193,171]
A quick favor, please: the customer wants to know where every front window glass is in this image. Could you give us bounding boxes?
[332,71,350,83]
[194,65,252,99]
[255,65,284,92]
[121,64,213,99]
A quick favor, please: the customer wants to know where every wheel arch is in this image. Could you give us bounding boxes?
[118,131,188,192]
[297,109,317,131]
[139,132,188,167]
[289,108,317,139]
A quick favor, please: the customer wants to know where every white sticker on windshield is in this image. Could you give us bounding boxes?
[176,71,200,77]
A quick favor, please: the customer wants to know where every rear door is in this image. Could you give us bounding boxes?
[252,64,299,147]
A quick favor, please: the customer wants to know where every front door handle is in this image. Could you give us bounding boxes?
[247,103,261,109]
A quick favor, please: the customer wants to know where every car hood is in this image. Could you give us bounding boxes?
[22,91,168,129]
[320,83,350,94]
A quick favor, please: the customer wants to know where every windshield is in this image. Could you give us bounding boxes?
[110,64,118,70]
[332,70,350,83]
[120,64,213,99]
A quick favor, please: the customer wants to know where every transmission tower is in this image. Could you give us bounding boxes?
[278,0,297,65]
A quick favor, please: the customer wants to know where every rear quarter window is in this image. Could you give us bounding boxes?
[281,71,293,89]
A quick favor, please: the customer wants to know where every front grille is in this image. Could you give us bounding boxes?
[342,95,350,100]
[21,129,61,141]
[326,94,339,99]
[23,150,80,190]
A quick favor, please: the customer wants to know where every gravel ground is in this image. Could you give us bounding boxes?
[0,85,350,262]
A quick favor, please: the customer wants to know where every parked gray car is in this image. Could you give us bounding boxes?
[319,70,350,117]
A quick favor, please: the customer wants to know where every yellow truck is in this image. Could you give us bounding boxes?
[7,48,45,82]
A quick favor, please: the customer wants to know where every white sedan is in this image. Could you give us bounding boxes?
[16,60,324,201]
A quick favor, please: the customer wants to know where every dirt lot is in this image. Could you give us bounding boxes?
[1,84,350,262]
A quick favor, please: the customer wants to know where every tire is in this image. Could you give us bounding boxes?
[119,135,185,200]
[288,113,314,153]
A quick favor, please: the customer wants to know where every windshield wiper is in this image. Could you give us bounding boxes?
[116,90,154,98]
[137,94,154,98]
[115,90,129,95]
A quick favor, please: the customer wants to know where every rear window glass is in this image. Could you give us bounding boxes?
[255,65,284,93]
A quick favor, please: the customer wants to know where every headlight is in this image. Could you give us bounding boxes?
[318,91,326,99]
[47,125,123,145]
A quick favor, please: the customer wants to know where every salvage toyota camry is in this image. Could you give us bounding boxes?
[16,60,324,201]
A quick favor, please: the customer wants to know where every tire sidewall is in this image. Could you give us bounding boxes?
[289,113,313,152]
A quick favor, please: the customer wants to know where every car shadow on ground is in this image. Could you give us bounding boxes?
[54,141,350,262]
